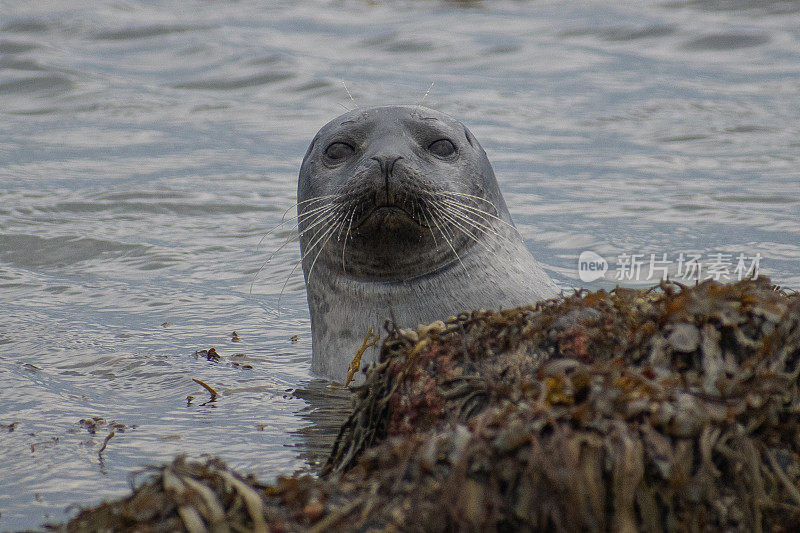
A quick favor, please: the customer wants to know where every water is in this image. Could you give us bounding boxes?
[1,0,798,528]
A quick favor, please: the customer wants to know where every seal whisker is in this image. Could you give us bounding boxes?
[296,196,336,212]
[419,210,440,248]
[251,234,296,295]
[434,201,501,256]
[341,80,358,109]
[439,197,521,236]
[438,190,498,207]
[284,194,339,221]
[293,202,341,228]
[415,81,435,111]
[275,209,342,307]
[436,200,503,239]
[438,207,470,248]
[277,208,338,261]
[304,218,340,285]
[436,213,491,255]
[272,208,337,266]
[437,193,499,219]
[340,207,357,275]
[276,257,303,312]
[334,201,358,242]
[250,254,275,295]
[437,208,517,257]
[431,202,481,243]
[257,196,339,249]
[296,206,341,239]
[299,210,344,258]
[258,218,296,248]
[250,205,340,295]
[427,208,470,278]
[420,189,509,240]
[275,207,345,309]
[439,192,520,233]
[433,205,496,255]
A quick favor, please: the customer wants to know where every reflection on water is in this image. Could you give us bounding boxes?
[1,0,799,528]
[293,379,353,472]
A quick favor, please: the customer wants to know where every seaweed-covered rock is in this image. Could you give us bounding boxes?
[325,278,800,532]
[62,279,800,532]
[61,456,343,533]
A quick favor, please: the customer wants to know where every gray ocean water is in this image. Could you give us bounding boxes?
[1,0,799,528]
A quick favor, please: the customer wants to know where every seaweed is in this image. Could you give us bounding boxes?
[58,278,800,532]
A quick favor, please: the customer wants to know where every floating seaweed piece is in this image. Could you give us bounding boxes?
[192,378,218,402]
[78,417,128,436]
[78,417,107,435]
[1,421,19,432]
[193,347,222,362]
[97,431,115,475]
[97,432,114,457]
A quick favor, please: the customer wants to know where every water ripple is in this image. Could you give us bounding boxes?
[683,33,770,50]
[92,25,209,41]
[172,71,295,90]
[0,234,148,268]
[0,39,39,53]
[0,74,73,94]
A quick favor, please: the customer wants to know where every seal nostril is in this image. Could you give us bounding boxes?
[370,156,402,173]
[388,156,403,175]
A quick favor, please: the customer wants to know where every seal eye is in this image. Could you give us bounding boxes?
[428,139,456,158]
[324,142,355,162]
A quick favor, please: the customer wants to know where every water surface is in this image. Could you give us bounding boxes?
[1,0,799,528]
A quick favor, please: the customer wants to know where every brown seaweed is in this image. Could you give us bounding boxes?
[59,278,800,532]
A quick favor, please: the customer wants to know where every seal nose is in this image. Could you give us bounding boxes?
[370,155,403,203]
[370,155,403,175]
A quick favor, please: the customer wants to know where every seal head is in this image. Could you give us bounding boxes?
[298,105,558,381]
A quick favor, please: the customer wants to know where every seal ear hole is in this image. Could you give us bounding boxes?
[325,142,355,162]
[428,139,456,158]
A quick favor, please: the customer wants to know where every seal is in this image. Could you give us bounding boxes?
[298,105,559,382]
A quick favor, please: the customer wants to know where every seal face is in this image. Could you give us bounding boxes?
[298,105,559,381]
